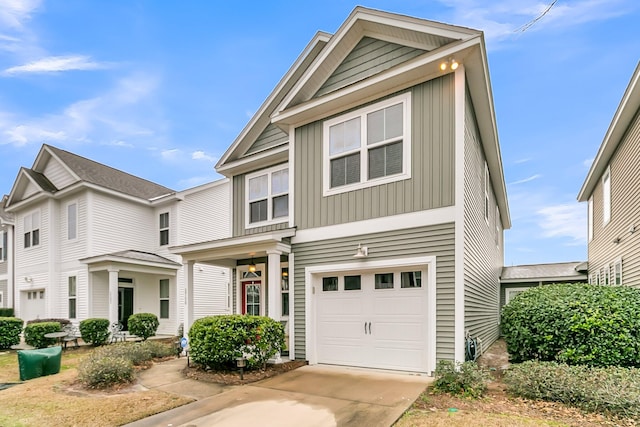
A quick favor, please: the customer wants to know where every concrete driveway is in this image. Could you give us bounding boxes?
[127,364,432,427]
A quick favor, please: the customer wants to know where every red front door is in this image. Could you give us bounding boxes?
[242,280,261,315]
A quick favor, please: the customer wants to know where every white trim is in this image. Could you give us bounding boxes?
[322,92,412,197]
[237,263,266,316]
[66,200,78,241]
[159,211,170,246]
[288,124,295,229]
[304,255,437,373]
[288,252,295,357]
[602,166,611,226]
[292,206,454,244]
[588,196,593,241]
[244,163,290,229]
[453,66,466,364]
[484,162,490,225]
[504,287,529,305]
[22,209,41,249]
[614,258,623,285]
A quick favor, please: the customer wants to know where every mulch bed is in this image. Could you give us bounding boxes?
[183,360,308,385]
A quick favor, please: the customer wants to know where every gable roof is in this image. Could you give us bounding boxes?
[501,261,588,283]
[578,62,640,201]
[0,195,14,225]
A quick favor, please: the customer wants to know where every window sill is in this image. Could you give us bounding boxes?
[246,218,289,230]
[323,173,410,197]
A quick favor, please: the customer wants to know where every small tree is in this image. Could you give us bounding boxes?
[0,317,23,349]
[128,313,159,341]
[24,322,61,348]
[79,318,110,346]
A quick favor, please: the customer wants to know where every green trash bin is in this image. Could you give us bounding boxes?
[17,346,63,381]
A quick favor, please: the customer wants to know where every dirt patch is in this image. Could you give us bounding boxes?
[477,337,510,372]
[184,360,308,385]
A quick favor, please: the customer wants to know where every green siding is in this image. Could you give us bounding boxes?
[463,91,502,353]
[292,223,456,361]
[232,174,290,237]
[316,37,426,97]
[245,123,288,155]
[294,75,455,230]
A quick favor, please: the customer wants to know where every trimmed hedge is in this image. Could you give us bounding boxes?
[432,360,491,398]
[189,315,285,370]
[127,313,159,341]
[505,361,640,419]
[24,321,61,348]
[0,308,14,317]
[501,283,640,366]
[0,317,23,349]
[26,318,71,326]
[79,318,110,346]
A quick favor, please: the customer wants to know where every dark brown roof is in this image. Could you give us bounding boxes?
[44,145,175,200]
[24,168,58,193]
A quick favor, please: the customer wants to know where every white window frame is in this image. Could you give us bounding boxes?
[614,258,623,285]
[159,279,170,319]
[588,196,593,241]
[505,287,529,305]
[281,264,289,317]
[159,212,169,246]
[68,276,77,319]
[484,162,490,224]
[602,167,611,225]
[0,230,5,262]
[67,201,78,241]
[322,92,412,197]
[245,164,289,229]
[23,210,41,249]
[604,264,610,286]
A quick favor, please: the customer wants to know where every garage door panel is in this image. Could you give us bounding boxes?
[318,295,363,316]
[372,294,424,315]
[372,321,425,342]
[370,346,425,371]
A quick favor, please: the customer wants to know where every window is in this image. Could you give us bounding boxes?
[281,267,289,316]
[484,162,490,223]
[0,230,6,261]
[614,259,623,285]
[159,279,170,319]
[68,276,77,319]
[374,273,394,289]
[604,265,610,286]
[322,277,338,292]
[323,93,411,195]
[588,196,593,241]
[246,165,289,227]
[602,167,611,225]
[344,275,361,290]
[401,271,422,288]
[159,212,169,246]
[67,202,77,240]
[24,211,40,248]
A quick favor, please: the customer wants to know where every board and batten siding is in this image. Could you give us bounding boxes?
[315,37,426,98]
[463,92,502,351]
[245,124,288,156]
[588,109,640,287]
[292,223,456,361]
[295,75,455,230]
[42,158,76,190]
[232,173,290,237]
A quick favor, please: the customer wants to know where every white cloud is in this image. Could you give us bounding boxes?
[514,157,532,164]
[177,176,215,189]
[4,55,106,75]
[0,0,40,30]
[161,149,180,160]
[192,150,217,162]
[583,157,594,168]
[536,203,586,245]
[509,174,541,185]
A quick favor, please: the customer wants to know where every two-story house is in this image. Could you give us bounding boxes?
[0,195,14,309]
[4,144,232,334]
[578,62,640,287]
[173,7,510,374]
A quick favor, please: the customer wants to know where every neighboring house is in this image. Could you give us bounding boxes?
[4,144,231,334]
[500,261,588,307]
[172,7,510,374]
[0,195,15,309]
[578,62,640,287]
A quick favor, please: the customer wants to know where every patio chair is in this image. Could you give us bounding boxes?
[62,324,80,350]
[110,322,126,343]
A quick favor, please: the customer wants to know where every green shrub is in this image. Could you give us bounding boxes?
[0,308,14,317]
[501,283,640,366]
[140,340,176,358]
[189,315,285,370]
[26,318,71,326]
[432,360,491,398]
[24,321,61,348]
[127,313,159,341]
[0,317,23,349]
[92,342,152,366]
[77,356,134,389]
[79,318,110,346]
[505,361,640,419]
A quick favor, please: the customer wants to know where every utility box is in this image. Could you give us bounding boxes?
[17,346,62,381]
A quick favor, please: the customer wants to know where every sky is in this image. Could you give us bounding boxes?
[0,0,639,266]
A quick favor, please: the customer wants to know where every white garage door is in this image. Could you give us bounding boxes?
[315,267,429,372]
[21,289,46,321]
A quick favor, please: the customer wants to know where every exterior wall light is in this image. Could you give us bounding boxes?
[353,244,368,258]
[248,258,256,273]
[440,58,459,71]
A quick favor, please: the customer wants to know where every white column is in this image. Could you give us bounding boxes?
[267,250,281,320]
[108,269,119,324]
[184,260,195,337]
[7,225,14,309]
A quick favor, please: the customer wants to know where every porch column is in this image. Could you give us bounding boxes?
[184,261,195,337]
[108,268,119,324]
[266,250,282,320]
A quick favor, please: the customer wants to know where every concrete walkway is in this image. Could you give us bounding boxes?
[126,359,432,427]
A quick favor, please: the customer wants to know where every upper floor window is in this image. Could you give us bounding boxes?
[588,196,593,241]
[245,165,289,228]
[67,202,77,240]
[602,167,611,225]
[24,211,40,249]
[159,212,169,246]
[323,92,411,196]
[484,162,490,223]
[0,230,6,261]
